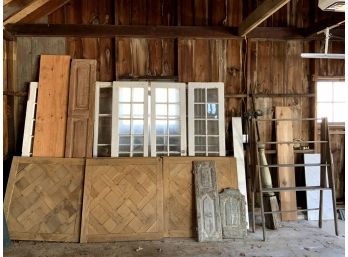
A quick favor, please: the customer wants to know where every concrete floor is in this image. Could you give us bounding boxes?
[4,220,345,257]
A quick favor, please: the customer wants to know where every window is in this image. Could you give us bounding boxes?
[94,82,113,157]
[317,80,346,123]
[150,82,186,156]
[188,82,225,156]
[112,82,149,157]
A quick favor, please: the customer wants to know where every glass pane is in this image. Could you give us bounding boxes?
[119,136,130,145]
[119,87,131,102]
[333,82,346,102]
[195,152,206,156]
[207,88,218,102]
[317,82,333,102]
[98,117,111,144]
[169,136,180,146]
[156,104,167,116]
[207,103,218,118]
[133,104,144,117]
[194,88,205,102]
[169,120,180,135]
[97,145,111,157]
[194,120,206,135]
[156,145,167,152]
[132,153,143,157]
[333,103,345,122]
[317,103,333,121]
[119,153,130,157]
[119,119,131,134]
[208,136,219,151]
[156,120,167,135]
[207,152,219,157]
[119,103,131,117]
[132,120,144,134]
[168,88,180,103]
[156,136,166,145]
[156,88,167,103]
[194,104,206,118]
[119,145,130,152]
[195,136,206,152]
[168,104,180,116]
[132,87,144,102]
[133,136,144,145]
[99,87,112,114]
[207,120,219,135]
[169,145,180,152]
[133,144,144,152]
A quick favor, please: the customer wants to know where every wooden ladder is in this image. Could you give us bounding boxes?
[250,117,339,241]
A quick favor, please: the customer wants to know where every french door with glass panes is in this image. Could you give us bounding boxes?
[150,82,186,157]
[112,81,149,157]
[188,82,225,156]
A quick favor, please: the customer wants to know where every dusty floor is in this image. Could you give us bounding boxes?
[4,220,345,257]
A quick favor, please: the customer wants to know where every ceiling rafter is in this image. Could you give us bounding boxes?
[238,0,291,37]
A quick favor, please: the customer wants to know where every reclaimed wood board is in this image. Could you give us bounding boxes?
[163,157,237,237]
[65,59,96,158]
[33,55,71,157]
[4,156,85,242]
[22,82,38,157]
[275,106,297,221]
[81,158,163,242]
[194,161,222,242]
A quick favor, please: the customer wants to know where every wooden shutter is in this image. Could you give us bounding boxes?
[65,59,97,158]
[33,55,71,157]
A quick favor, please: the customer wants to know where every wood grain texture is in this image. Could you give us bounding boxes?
[194,161,222,242]
[65,59,96,158]
[33,55,71,157]
[81,158,163,242]
[275,106,297,221]
[4,156,85,242]
[163,157,237,237]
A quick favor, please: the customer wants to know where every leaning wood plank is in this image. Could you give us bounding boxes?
[81,158,163,242]
[4,0,71,25]
[4,156,85,242]
[275,106,297,221]
[22,82,38,157]
[33,55,71,157]
[163,157,238,237]
[232,117,249,228]
[194,161,222,242]
[238,0,290,36]
[65,59,96,158]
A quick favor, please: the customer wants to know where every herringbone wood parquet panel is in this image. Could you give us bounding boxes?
[81,158,163,242]
[163,157,237,237]
[4,157,85,242]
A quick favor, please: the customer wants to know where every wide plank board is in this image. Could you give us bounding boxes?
[275,106,297,221]
[80,158,163,242]
[33,55,71,157]
[163,157,237,237]
[4,156,85,242]
[65,59,96,158]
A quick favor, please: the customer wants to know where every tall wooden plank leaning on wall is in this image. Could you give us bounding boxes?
[275,106,297,221]
[22,82,38,156]
[65,59,97,158]
[33,55,71,157]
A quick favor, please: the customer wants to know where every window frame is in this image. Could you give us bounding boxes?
[150,82,187,157]
[187,82,226,156]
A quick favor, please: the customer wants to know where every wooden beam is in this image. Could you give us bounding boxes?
[4,0,70,25]
[5,24,306,39]
[3,0,17,6]
[238,0,290,37]
[304,14,345,37]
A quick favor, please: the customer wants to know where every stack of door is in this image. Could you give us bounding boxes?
[4,157,237,242]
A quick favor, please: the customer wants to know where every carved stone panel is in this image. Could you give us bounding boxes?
[219,188,247,239]
[194,161,222,242]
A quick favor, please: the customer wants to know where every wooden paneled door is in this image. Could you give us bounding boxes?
[81,158,163,242]
[4,157,85,242]
[65,59,97,158]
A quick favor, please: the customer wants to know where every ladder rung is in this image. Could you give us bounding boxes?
[258,163,330,168]
[263,208,320,214]
[258,140,328,145]
[262,186,331,192]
